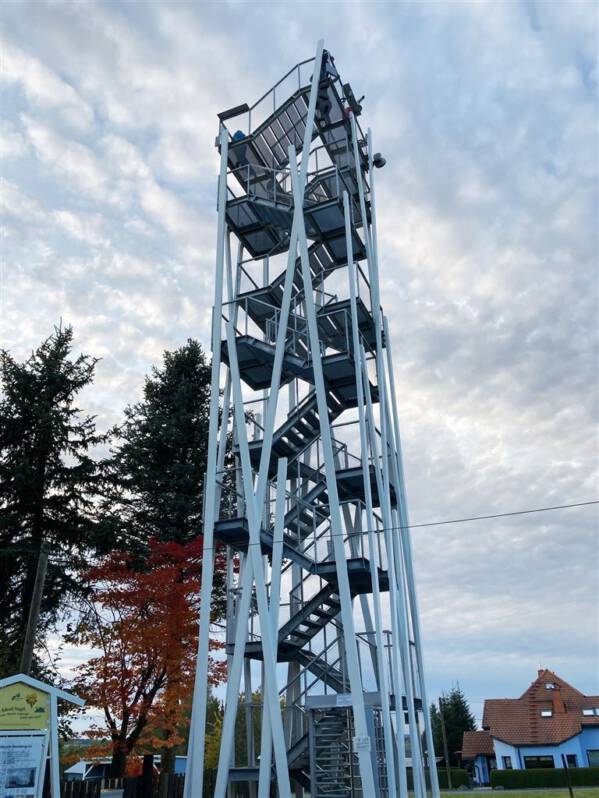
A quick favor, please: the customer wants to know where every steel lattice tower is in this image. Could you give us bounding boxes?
[185,41,440,798]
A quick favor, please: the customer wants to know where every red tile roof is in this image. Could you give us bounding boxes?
[482,669,599,746]
[462,730,494,758]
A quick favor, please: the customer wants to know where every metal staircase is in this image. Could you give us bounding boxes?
[312,710,356,798]
[186,42,440,798]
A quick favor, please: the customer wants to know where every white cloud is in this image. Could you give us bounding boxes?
[0,121,28,159]
[0,38,94,130]
[0,180,44,220]
[138,177,201,239]
[22,116,111,202]
[52,210,107,247]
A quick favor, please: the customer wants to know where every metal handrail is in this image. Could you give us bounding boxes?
[227,161,342,208]
[281,632,344,699]
[248,58,314,115]
[222,57,315,139]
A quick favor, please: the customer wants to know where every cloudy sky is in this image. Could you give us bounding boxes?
[1,0,598,723]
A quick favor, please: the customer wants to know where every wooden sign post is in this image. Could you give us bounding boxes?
[0,674,85,798]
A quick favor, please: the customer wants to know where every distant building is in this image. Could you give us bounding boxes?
[63,760,112,782]
[63,756,187,781]
[462,669,599,784]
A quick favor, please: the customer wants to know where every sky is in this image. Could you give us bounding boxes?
[1,0,598,729]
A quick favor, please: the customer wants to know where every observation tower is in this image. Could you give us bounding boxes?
[185,41,440,798]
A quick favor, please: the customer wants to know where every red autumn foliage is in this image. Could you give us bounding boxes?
[68,538,227,777]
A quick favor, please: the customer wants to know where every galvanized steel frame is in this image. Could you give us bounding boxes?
[185,40,439,798]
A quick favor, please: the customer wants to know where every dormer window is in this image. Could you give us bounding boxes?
[540,709,553,717]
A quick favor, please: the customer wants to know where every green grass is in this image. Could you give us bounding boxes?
[440,791,599,798]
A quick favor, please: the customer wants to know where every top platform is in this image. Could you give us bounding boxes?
[217,50,372,258]
[217,51,368,171]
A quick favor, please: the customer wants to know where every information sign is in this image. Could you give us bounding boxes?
[0,685,49,731]
[0,675,84,798]
[0,732,48,798]
[352,735,371,753]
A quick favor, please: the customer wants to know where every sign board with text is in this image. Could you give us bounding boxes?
[0,731,48,798]
[0,675,84,798]
[0,684,50,732]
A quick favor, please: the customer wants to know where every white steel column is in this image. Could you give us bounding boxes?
[293,159,377,795]
[216,296,291,798]
[185,124,229,798]
[384,314,441,798]
[351,110,421,797]
[343,191,399,797]
[213,42,324,798]
[359,346,408,798]
[258,456,288,794]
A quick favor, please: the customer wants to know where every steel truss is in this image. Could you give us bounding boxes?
[185,41,440,798]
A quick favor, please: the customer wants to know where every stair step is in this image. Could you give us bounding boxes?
[290,631,312,641]
[313,609,338,620]
[303,620,323,629]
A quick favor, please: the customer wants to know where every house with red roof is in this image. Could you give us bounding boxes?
[462,669,599,784]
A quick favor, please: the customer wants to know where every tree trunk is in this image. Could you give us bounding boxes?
[110,745,127,778]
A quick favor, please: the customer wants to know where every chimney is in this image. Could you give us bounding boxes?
[552,689,566,714]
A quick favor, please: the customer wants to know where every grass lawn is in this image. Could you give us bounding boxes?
[439,792,599,798]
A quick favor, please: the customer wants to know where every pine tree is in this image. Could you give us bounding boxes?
[0,325,111,677]
[111,340,212,546]
[430,686,477,766]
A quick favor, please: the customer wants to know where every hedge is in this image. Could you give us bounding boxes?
[491,766,599,789]
[407,768,469,790]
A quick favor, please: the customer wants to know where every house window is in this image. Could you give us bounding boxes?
[502,756,512,769]
[588,750,599,767]
[565,755,577,768]
[524,755,554,769]
[583,709,595,716]
[540,709,553,717]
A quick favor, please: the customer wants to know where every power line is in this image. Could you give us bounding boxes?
[401,499,599,530]
[197,498,599,552]
[3,500,597,558]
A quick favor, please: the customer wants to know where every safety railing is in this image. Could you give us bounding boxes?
[264,306,310,358]
[222,293,279,341]
[282,703,309,756]
[222,57,316,140]
[226,163,293,205]
[281,632,346,699]
[225,162,343,208]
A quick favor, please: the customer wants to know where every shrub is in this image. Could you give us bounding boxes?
[490,766,599,789]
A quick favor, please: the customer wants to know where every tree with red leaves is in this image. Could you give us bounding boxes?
[68,538,227,777]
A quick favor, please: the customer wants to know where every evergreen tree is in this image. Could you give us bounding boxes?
[0,325,111,677]
[430,686,477,766]
[111,340,212,546]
